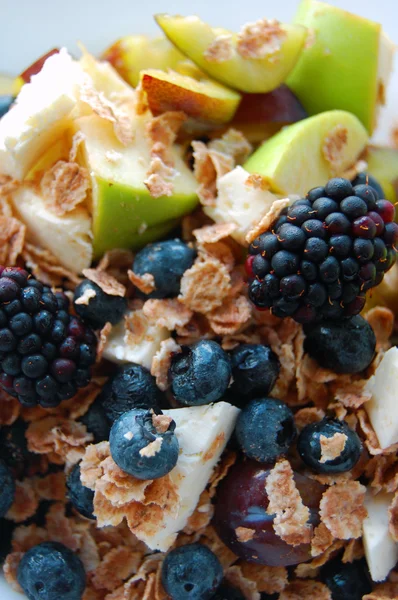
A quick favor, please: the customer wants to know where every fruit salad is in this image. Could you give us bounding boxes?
[0,1,398,599]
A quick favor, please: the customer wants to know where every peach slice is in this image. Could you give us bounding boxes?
[102,35,185,87]
[140,68,241,124]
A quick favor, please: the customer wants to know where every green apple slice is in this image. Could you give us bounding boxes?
[243,110,368,196]
[366,145,398,204]
[76,114,198,258]
[155,14,307,93]
[286,0,395,134]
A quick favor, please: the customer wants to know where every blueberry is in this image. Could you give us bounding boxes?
[66,463,95,519]
[235,398,296,463]
[99,364,161,423]
[79,400,110,443]
[17,541,86,600]
[132,238,196,298]
[109,408,179,479]
[230,344,280,403]
[169,340,231,406]
[321,557,372,600]
[0,460,15,517]
[0,518,15,564]
[73,280,127,329]
[0,95,14,118]
[161,543,223,600]
[304,315,376,374]
[297,418,362,473]
[210,583,246,600]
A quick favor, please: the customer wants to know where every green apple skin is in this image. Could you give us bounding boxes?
[286,0,381,134]
[155,14,307,94]
[243,110,368,197]
[366,145,398,204]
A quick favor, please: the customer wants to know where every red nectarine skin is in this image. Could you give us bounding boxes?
[20,48,60,83]
[102,42,130,83]
[233,85,307,125]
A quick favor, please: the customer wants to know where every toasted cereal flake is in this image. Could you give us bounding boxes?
[139,437,163,458]
[98,248,134,272]
[83,268,126,297]
[240,562,288,595]
[342,538,364,563]
[92,547,142,591]
[179,255,231,313]
[245,172,270,190]
[26,417,93,464]
[40,160,90,216]
[0,215,26,266]
[192,140,234,206]
[279,580,332,600]
[143,298,193,330]
[208,294,252,335]
[0,393,20,425]
[204,34,234,63]
[296,539,345,579]
[3,552,24,592]
[388,490,398,542]
[199,525,238,569]
[183,490,214,535]
[320,481,367,539]
[245,198,290,244]
[365,307,394,351]
[75,286,96,305]
[144,157,175,198]
[322,125,348,174]
[198,241,236,272]
[127,270,156,294]
[209,129,253,165]
[151,337,181,391]
[319,433,347,464]
[69,131,86,162]
[330,377,372,409]
[208,451,237,498]
[146,111,186,164]
[358,409,398,457]
[22,241,80,287]
[80,442,112,490]
[6,480,39,523]
[33,471,66,501]
[0,174,19,198]
[97,322,112,362]
[265,459,312,546]
[363,583,398,599]
[123,311,149,346]
[45,502,81,551]
[224,565,260,600]
[237,19,286,59]
[236,527,255,543]
[12,524,49,553]
[294,407,325,432]
[193,222,237,244]
[311,522,335,557]
[78,531,101,574]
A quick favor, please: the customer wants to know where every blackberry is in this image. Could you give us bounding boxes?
[247,178,397,323]
[0,268,97,407]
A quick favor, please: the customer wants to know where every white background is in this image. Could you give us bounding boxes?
[0,1,397,598]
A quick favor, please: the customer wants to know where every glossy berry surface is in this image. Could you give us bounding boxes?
[210,583,246,600]
[17,541,86,600]
[229,344,280,403]
[0,268,97,407]
[169,340,231,406]
[0,459,15,517]
[79,400,110,442]
[99,364,160,424]
[132,238,196,298]
[66,463,95,519]
[73,279,127,329]
[247,178,397,323]
[235,398,296,463]
[109,408,179,479]
[214,459,324,567]
[321,556,372,600]
[304,315,376,374]
[352,172,384,201]
[297,418,362,473]
[161,543,223,600]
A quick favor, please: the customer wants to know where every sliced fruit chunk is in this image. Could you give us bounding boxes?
[19,48,60,84]
[0,49,83,180]
[102,35,185,87]
[363,491,398,582]
[140,68,241,124]
[243,110,368,196]
[365,347,398,450]
[155,14,307,94]
[76,114,198,258]
[366,145,398,204]
[204,166,281,245]
[11,185,92,273]
[230,85,307,143]
[143,401,240,550]
[0,73,20,96]
[287,0,395,134]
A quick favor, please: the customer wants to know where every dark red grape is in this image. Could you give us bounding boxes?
[213,459,325,567]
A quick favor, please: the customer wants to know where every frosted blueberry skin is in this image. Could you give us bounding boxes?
[297,418,363,474]
[303,315,376,374]
[235,398,296,463]
[79,400,110,442]
[132,238,196,299]
[161,543,223,600]
[73,279,127,330]
[321,556,372,600]
[0,459,15,517]
[66,463,95,520]
[229,344,280,403]
[210,583,246,600]
[109,408,179,480]
[17,541,86,600]
[169,340,231,406]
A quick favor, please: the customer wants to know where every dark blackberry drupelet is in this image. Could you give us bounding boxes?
[246,178,397,323]
[0,268,97,407]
